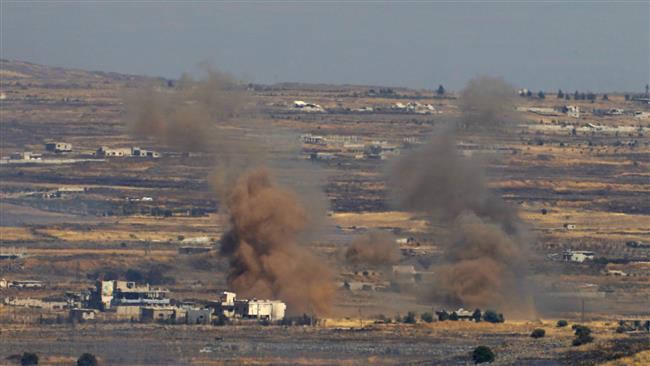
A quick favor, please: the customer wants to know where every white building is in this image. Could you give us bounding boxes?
[45,142,72,153]
[563,250,595,263]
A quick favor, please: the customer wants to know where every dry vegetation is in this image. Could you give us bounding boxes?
[1,59,649,364]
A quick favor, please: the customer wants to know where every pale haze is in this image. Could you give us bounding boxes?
[1,1,648,92]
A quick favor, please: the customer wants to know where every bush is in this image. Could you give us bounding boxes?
[615,326,627,334]
[420,312,434,323]
[530,328,546,338]
[449,312,459,321]
[483,310,504,323]
[21,353,38,365]
[403,311,417,324]
[472,346,495,364]
[472,309,482,322]
[437,311,449,321]
[77,353,98,366]
[556,320,568,327]
[572,334,594,346]
[572,325,594,346]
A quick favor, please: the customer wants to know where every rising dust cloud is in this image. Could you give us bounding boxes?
[128,65,334,315]
[389,76,534,314]
[345,230,400,267]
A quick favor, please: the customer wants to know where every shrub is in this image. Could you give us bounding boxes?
[615,326,627,334]
[556,320,568,327]
[77,353,98,366]
[472,309,482,322]
[472,346,495,364]
[572,334,594,346]
[403,311,417,324]
[530,328,546,338]
[572,325,594,346]
[437,311,449,321]
[21,353,39,365]
[483,310,504,323]
[420,312,434,323]
[449,312,459,321]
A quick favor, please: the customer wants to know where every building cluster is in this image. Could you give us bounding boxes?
[301,133,402,161]
[391,102,436,114]
[293,100,325,113]
[96,146,160,158]
[2,279,288,325]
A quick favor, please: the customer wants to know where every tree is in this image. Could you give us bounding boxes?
[556,319,568,327]
[437,311,449,321]
[646,83,649,96]
[557,89,564,99]
[472,346,495,364]
[531,328,546,338]
[449,312,459,321]
[572,325,594,346]
[625,94,630,101]
[420,312,434,323]
[574,91,580,100]
[526,90,533,97]
[472,309,482,322]
[21,353,38,366]
[403,311,417,324]
[436,84,445,96]
[538,91,545,99]
[77,353,98,366]
[602,94,608,100]
[483,310,504,323]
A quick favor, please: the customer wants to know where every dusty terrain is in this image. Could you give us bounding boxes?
[1,60,649,365]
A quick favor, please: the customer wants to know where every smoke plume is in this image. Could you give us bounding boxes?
[127,64,246,152]
[345,230,400,267]
[219,169,334,315]
[389,76,533,313]
[127,65,334,315]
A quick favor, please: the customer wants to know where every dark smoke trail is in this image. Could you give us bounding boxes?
[388,76,534,314]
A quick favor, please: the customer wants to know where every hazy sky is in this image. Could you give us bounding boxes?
[2,1,648,92]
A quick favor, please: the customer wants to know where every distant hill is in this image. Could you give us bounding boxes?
[0,59,152,82]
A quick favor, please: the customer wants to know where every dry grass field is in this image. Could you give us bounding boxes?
[1,59,649,364]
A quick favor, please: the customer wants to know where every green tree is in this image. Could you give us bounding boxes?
[572,325,594,346]
[538,91,545,99]
[403,311,417,324]
[420,312,434,323]
[436,84,445,96]
[483,310,504,323]
[21,353,39,366]
[557,89,564,99]
[77,353,98,366]
[472,346,495,364]
[472,309,482,322]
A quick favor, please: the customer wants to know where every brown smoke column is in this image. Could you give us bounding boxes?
[388,76,533,314]
[219,169,334,315]
[345,230,400,267]
[127,65,334,315]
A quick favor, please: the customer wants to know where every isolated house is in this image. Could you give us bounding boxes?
[562,250,595,263]
[45,142,72,153]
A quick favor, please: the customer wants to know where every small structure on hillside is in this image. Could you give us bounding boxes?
[210,291,286,322]
[45,142,72,153]
[562,250,595,263]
